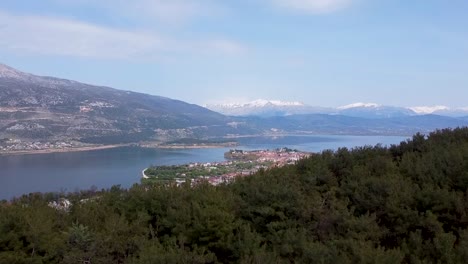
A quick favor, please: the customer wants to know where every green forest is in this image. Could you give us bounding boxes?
[1,128,468,263]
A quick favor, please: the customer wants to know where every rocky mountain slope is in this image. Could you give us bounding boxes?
[0,63,253,145]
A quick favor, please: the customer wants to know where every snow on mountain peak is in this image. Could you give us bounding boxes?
[204,100,468,118]
[208,99,304,108]
[274,100,304,106]
[241,99,305,107]
[409,105,450,114]
[337,102,380,110]
[249,99,271,107]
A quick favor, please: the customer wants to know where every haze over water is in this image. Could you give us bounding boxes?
[0,135,407,200]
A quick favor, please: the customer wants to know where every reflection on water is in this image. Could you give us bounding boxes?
[0,135,407,199]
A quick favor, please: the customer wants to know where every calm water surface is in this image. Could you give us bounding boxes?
[0,135,407,199]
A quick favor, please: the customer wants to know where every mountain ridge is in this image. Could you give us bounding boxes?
[206,99,468,118]
[1,63,468,153]
[0,63,251,147]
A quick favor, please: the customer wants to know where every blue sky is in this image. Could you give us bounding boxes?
[0,0,467,107]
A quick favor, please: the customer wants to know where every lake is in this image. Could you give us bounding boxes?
[0,135,408,200]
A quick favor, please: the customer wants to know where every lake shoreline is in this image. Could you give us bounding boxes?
[143,144,235,150]
[0,135,408,200]
[0,144,131,156]
[0,134,409,156]
[0,143,237,156]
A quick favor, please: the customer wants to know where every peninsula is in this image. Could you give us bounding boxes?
[143,148,311,186]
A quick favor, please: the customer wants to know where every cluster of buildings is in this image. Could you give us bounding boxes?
[148,148,311,187]
[0,139,78,152]
[226,148,311,166]
[190,163,268,186]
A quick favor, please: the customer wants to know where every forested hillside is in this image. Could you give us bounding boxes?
[1,128,468,263]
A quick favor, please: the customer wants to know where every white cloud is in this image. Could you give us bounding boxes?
[52,0,221,24]
[272,0,353,14]
[122,0,210,23]
[0,11,245,60]
[0,12,165,59]
[202,39,248,55]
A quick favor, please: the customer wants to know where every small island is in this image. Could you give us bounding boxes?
[143,148,311,186]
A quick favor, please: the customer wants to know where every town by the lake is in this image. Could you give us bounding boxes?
[142,148,311,186]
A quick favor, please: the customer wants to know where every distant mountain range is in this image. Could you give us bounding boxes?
[205,100,468,118]
[205,99,332,117]
[237,113,468,137]
[1,63,468,149]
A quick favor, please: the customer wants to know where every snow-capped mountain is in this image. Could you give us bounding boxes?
[205,100,332,117]
[206,100,415,118]
[409,106,468,117]
[211,99,304,108]
[337,102,380,110]
[336,102,417,118]
[205,100,468,118]
[409,106,450,114]
[333,103,468,118]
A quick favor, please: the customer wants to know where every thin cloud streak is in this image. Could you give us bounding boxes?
[120,0,216,24]
[52,0,222,24]
[272,0,353,14]
[0,11,246,60]
[202,39,248,55]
